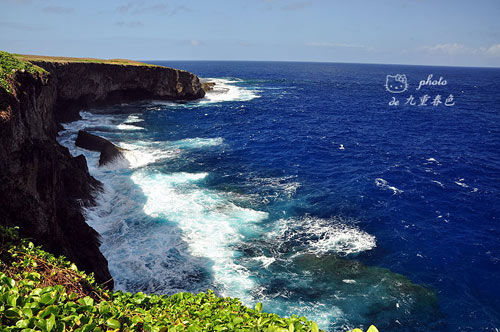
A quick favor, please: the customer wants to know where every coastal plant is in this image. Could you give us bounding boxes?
[347,326,379,332]
[0,50,46,93]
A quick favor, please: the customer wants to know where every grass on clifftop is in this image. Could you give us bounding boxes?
[15,54,159,67]
[0,51,46,93]
[0,226,327,331]
[1,49,164,93]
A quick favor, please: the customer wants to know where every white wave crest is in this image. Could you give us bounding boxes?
[117,123,145,131]
[375,178,403,195]
[200,78,260,104]
[271,217,376,256]
[454,178,469,188]
[118,141,179,169]
[124,115,144,124]
[170,137,224,149]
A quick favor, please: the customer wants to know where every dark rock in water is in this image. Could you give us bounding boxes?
[75,130,124,166]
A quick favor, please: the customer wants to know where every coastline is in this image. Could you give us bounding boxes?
[0,51,207,286]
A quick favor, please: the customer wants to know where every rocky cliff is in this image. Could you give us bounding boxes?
[29,60,205,123]
[0,56,206,287]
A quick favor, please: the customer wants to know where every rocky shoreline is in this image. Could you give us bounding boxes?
[0,56,206,287]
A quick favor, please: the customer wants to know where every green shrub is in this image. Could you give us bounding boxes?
[0,50,46,93]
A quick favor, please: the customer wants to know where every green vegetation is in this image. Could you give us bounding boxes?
[0,226,325,331]
[15,54,159,67]
[347,327,379,332]
[0,51,46,93]
[1,49,160,94]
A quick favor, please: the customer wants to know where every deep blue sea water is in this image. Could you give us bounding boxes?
[58,61,500,331]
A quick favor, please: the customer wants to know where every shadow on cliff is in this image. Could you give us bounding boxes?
[0,70,113,287]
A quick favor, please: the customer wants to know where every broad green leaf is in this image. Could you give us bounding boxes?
[15,319,30,328]
[7,294,18,307]
[4,308,21,319]
[106,318,121,329]
[46,313,56,332]
[40,292,56,305]
[233,316,244,324]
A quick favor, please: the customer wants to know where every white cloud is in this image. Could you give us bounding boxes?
[306,42,373,51]
[420,43,467,55]
[420,43,500,57]
[485,44,500,56]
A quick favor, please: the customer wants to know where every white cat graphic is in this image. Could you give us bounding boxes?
[385,74,408,93]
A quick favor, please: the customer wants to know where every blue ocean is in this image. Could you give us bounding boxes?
[58,61,500,331]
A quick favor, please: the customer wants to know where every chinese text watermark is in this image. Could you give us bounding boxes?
[385,74,455,107]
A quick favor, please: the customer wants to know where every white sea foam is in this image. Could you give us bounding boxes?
[426,157,440,164]
[432,180,444,187]
[124,115,144,124]
[60,111,145,133]
[131,170,269,301]
[342,279,356,284]
[118,141,179,169]
[117,123,145,131]
[271,216,376,256]
[170,137,224,149]
[253,256,276,269]
[454,178,469,188]
[248,175,300,199]
[81,178,217,294]
[375,178,404,195]
[200,78,260,104]
[58,111,269,298]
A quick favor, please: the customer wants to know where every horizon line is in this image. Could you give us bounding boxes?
[144,59,500,70]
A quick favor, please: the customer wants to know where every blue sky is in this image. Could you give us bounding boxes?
[1,0,500,67]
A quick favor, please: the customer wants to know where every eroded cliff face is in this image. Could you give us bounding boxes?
[30,61,205,123]
[0,60,206,287]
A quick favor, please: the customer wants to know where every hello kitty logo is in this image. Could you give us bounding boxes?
[385,74,408,93]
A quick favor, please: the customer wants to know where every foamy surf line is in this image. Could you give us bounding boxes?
[131,170,269,302]
[200,78,261,104]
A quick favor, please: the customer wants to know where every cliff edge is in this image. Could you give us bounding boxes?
[0,51,206,287]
